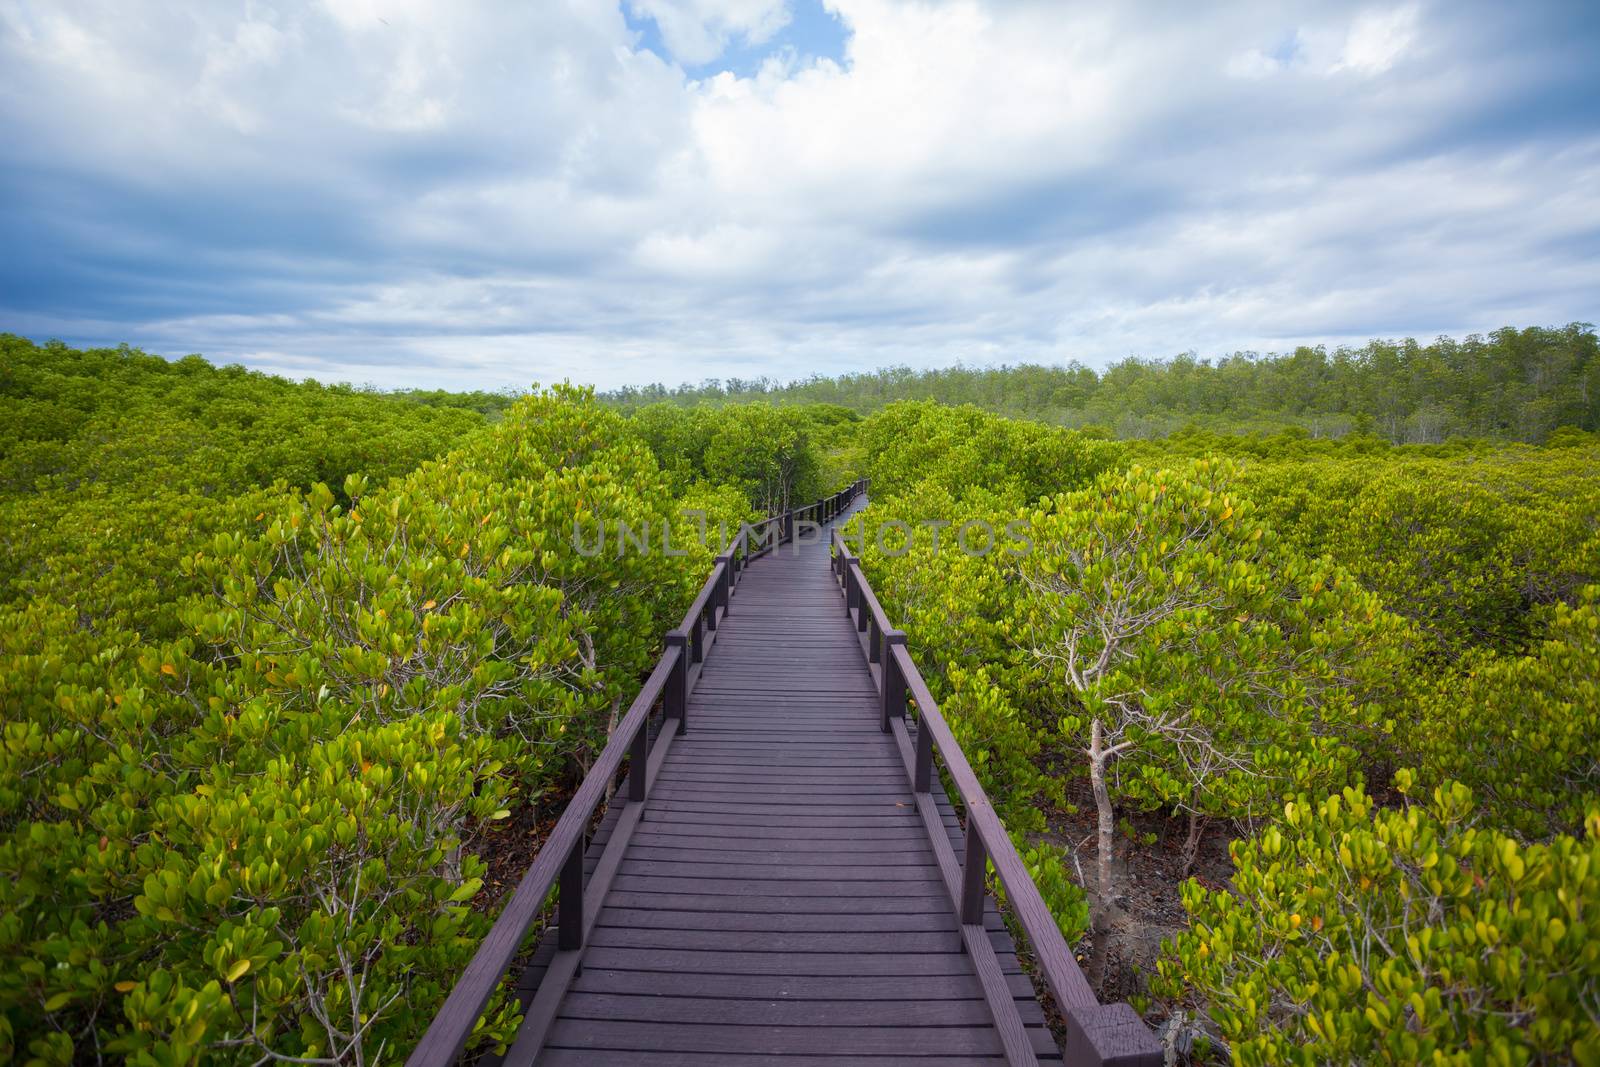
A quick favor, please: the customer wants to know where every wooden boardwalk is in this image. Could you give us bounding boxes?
[514,501,1061,1064]
[411,482,1160,1067]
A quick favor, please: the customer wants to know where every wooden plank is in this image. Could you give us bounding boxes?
[627,822,931,841]
[609,874,945,896]
[542,1019,1059,1057]
[665,746,898,758]
[965,921,1041,1067]
[567,968,1041,1002]
[594,908,970,933]
[575,946,1023,977]
[656,761,907,775]
[653,772,913,785]
[588,923,1029,958]
[616,858,940,881]
[628,833,934,852]
[624,846,935,866]
[586,927,969,953]
[558,993,1000,1027]
[632,809,926,828]
[540,1052,1013,1067]
[647,780,915,796]
[638,800,924,819]
[545,1019,1006,1056]
[661,745,894,757]
[600,890,963,915]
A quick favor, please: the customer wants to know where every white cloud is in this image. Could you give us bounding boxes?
[1225,4,1421,80]
[0,0,1595,389]
[1225,48,1283,80]
[1333,4,1420,75]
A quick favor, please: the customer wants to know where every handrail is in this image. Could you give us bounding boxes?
[830,525,1163,1067]
[408,476,868,1067]
[743,477,867,561]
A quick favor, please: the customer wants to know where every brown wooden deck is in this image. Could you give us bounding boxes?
[410,482,1160,1067]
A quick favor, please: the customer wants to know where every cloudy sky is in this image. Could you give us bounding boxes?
[1,1,1596,390]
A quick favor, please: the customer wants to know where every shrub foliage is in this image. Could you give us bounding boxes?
[1153,779,1600,1066]
[4,335,1599,1066]
[0,377,738,1064]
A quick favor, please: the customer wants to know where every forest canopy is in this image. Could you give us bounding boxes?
[1,331,1596,1065]
[600,322,1600,444]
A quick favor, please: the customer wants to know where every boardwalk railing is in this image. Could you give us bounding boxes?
[407,478,869,1067]
[831,526,1163,1067]
[743,478,865,560]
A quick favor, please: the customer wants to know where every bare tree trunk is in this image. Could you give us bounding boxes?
[1180,811,1206,876]
[1087,718,1117,988]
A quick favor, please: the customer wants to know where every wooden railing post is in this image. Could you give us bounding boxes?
[880,630,906,732]
[961,825,987,927]
[715,554,733,617]
[559,837,585,950]
[665,630,689,734]
[852,565,869,634]
[914,711,933,792]
[629,718,648,803]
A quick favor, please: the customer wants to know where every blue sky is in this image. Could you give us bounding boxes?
[0,0,1597,390]
[625,0,849,79]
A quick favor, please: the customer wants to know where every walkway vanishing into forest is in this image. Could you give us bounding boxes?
[411,483,1161,1067]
